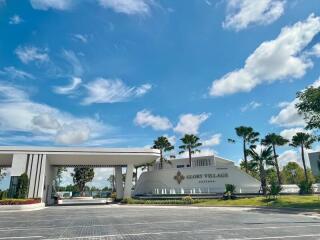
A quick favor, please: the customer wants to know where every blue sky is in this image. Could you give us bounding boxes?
[0,0,320,188]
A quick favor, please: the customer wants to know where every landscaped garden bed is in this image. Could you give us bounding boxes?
[0,198,41,205]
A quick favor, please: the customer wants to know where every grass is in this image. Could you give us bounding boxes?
[125,195,320,211]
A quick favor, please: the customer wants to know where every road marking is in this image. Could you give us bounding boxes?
[43,224,320,240]
[0,236,43,239]
[0,220,196,232]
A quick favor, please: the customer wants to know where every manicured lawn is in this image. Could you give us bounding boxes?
[195,195,320,210]
[126,195,320,210]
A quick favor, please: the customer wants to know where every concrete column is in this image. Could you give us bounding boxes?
[124,164,134,198]
[115,166,124,200]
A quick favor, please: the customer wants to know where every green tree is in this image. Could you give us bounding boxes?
[152,136,174,169]
[179,134,202,167]
[248,146,274,195]
[290,132,317,182]
[296,85,320,132]
[281,162,315,184]
[56,167,67,191]
[262,133,289,185]
[71,168,95,196]
[0,168,6,182]
[16,173,29,199]
[229,126,260,173]
[107,174,115,191]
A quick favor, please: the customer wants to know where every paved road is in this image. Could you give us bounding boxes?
[0,205,320,239]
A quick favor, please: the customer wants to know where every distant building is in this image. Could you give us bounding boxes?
[309,151,320,177]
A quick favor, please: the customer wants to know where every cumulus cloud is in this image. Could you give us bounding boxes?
[202,133,222,147]
[9,15,23,24]
[82,78,152,105]
[15,46,49,64]
[278,150,300,168]
[0,66,34,79]
[223,0,285,31]
[134,109,172,131]
[53,77,82,95]
[98,0,152,15]
[241,101,262,112]
[280,128,311,141]
[0,82,108,145]
[30,0,74,10]
[174,113,210,135]
[270,77,320,127]
[210,14,320,96]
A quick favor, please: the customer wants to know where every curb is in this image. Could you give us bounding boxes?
[0,202,45,212]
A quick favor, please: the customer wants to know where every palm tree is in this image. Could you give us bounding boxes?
[262,133,289,185]
[229,126,260,173]
[248,146,274,195]
[179,134,202,167]
[152,136,174,169]
[290,132,316,182]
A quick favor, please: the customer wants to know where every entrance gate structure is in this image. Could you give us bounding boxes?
[0,147,160,204]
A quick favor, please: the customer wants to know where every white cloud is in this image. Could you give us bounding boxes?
[278,149,300,168]
[270,77,320,127]
[73,34,88,43]
[15,46,49,64]
[134,109,172,131]
[30,0,73,10]
[307,43,320,57]
[241,101,262,112]
[53,77,82,95]
[98,0,151,15]
[280,128,311,141]
[55,123,90,144]
[9,15,23,24]
[82,78,152,105]
[223,0,285,31]
[210,14,320,96]
[179,147,216,158]
[0,82,109,145]
[0,66,34,79]
[203,133,221,147]
[174,113,210,135]
[62,50,83,76]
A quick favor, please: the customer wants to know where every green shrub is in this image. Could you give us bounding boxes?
[225,184,236,194]
[0,191,7,200]
[110,192,117,200]
[182,196,194,204]
[17,173,29,199]
[267,182,282,199]
[298,180,313,195]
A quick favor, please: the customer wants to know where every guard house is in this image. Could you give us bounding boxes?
[0,146,160,204]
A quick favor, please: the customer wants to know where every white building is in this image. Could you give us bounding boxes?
[0,146,160,204]
[134,155,260,196]
[309,151,320,177]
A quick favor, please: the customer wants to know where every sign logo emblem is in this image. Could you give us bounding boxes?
[174,171,185,184]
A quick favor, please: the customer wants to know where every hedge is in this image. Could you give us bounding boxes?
[0,198,41,205]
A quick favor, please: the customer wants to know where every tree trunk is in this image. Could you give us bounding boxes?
[243,139,248,173]
[272,144,282,185]
[188,148,192,167]
[301,145,309,182]
[259,159,267,195]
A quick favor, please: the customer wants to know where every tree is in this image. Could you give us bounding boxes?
[152,136,174,169]
[56,167,67,191]
[0,168,6,182]
[290,132,316,182]
[229,126,259,173]
[262,133,289,185]
[71,168,94,196]
[248,146,274,195]
[179,134,202,167]
[107,174,115,191]
[281,162,315,184]
[296,85,320,132]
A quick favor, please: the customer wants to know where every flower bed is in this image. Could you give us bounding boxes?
[0,198,41,205]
